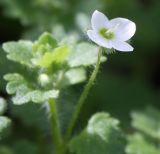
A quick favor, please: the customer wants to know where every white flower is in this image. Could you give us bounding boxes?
[87,10,136,52]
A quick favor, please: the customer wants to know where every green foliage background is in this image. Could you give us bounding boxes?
[0,0,160,154]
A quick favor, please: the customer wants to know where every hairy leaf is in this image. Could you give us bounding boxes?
[3,41,33,67]
[126,133,160,154]
[70,112,125,154]
[131,106,160,140]
[68,43,106,67]
[4,73,59,105]
[4,73,26,94]
[63,68,86,86]
[12,86,59,105]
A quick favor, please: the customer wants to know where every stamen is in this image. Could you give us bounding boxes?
[99,28,115,40]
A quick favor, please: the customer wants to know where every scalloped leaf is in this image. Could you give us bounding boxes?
[4,73,59,105]
[12,86,59,105]
[126,133,160,154]
[70,112,125,154]
[68,43,107,67]
[62,67,87,86]
[2,41,33,67]
[4,73,26,94]
[131,106,160,140]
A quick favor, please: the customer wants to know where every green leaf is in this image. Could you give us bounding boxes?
[12,86,59,105]
[126,133,160,154]
[4,73,26,94]
[30,90,59,103]
[131,106,160,140]
[68,43,107,67]
[62,67,86,86]
[2,40,33,67]
[70,112,125,154]
[11,84,32,105]
[32,32,57,53]
[32,32,69,68]
[0,98,7,115]
[4,73,59,105]
[37,45,70,68]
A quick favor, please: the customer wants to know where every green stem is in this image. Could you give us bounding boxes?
[48,98,62,154]
[64,47,102,143]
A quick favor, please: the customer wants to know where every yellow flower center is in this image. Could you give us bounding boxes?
[99,28,115,40]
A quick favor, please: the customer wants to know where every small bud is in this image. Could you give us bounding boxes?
[38,74,50,87]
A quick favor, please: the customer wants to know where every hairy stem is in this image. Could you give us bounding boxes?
[64,47,102,144]
[48,98,62,154]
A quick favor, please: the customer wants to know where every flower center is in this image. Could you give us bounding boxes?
[99,28,115,40]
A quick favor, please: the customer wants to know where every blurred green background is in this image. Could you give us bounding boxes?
[0,0,160,153]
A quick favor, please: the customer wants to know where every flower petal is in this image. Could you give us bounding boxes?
[91,10,109,31]
[109,18,136,41]
[112,41,134,52]
[87,30,112,48]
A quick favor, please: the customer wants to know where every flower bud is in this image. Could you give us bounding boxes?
[38,74,50,87]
